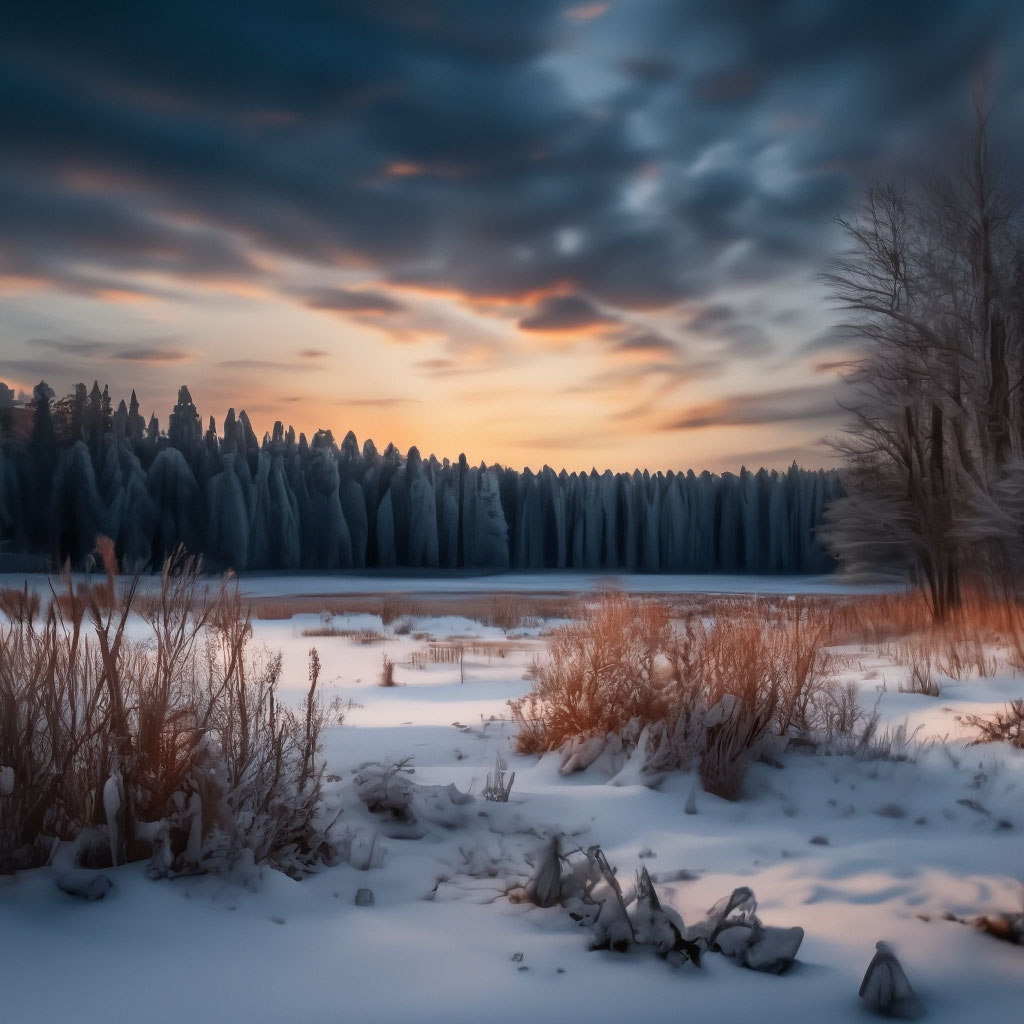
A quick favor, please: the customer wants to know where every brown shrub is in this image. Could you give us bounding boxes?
[510,592,843,799]
[0,558,341,876]
[960,700,1024,748]
[509,593,675,753]
[379,654,396,687]
[0,586,40,625]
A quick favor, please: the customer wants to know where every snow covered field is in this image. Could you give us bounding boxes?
[1,583,1021,1024]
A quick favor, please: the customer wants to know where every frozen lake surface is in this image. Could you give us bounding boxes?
[0,570,902,600]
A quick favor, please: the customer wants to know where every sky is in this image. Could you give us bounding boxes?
[2,1,1024,474]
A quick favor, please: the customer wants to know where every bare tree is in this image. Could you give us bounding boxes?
[822,109,1024,616]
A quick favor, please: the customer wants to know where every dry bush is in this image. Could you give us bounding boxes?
[510,594,675,753]
[896,647,943,696]
[379,593,417,626]
[960,700,1024,748]
[0,600,109,869]
[480,594,576,630]
[510,593,845,799]
[0,585,40,625]
[379,655,396,687]
[300,626,385,643]
[837,588,1022,678]
[0,548,342,877]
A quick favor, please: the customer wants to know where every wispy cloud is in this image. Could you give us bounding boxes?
[114,346,191,363]
[299,287,405,315]
[663,383,844,431]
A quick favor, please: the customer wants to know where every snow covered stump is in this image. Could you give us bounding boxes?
[859,942,924,1019]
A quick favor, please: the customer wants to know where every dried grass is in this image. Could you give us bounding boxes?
[378,655,397,687]
[960,700,1024,748]
[508,591,943,798]
[0,586,40,625]
[0,544,341,875]
[248,591,576,629]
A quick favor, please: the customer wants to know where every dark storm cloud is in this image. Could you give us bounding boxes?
[519,294,614,332]
[2,0,1023,329]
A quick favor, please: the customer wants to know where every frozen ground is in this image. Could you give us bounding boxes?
[1,585,1021,1024]
[0,570,902,600]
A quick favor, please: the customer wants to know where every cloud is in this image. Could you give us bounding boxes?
[335,396,416,407]
[26,336,190,364]
[413,357,494,378]
[620,55,677,83]
[564,4,610,22]
[800,324,862,353]
[663,382,844,431]
[298,348,328,358]
[519,294,615,332]
[612,330,679,355]
[299,287,404,314]
[31,338,107,357]
[2,0,1023,407]
[114,346,191,363]
[685,302,775,357]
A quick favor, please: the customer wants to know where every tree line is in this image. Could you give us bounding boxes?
[0,382,839,574]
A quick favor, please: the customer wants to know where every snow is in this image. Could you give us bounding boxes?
[1,580,1021,1024]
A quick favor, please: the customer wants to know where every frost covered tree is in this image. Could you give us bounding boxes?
[0,379,839,573]
[822,109,1024,613]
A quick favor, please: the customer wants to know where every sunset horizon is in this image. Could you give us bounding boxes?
[7,2,1018,475]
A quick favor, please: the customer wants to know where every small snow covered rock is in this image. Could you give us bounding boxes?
[742,925,804,974]
[714,923,753,957]
[684,784,698,815]
[859,941,924,1019]
[354,888,375,907]
[559,734,607,775]
[629,867,692,960]
[565,896,599,926]
[524,836,563,908]
[56,870,113,901]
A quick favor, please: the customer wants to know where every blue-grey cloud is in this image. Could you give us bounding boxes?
[519,294,614,332]
[1,0,1022,337]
